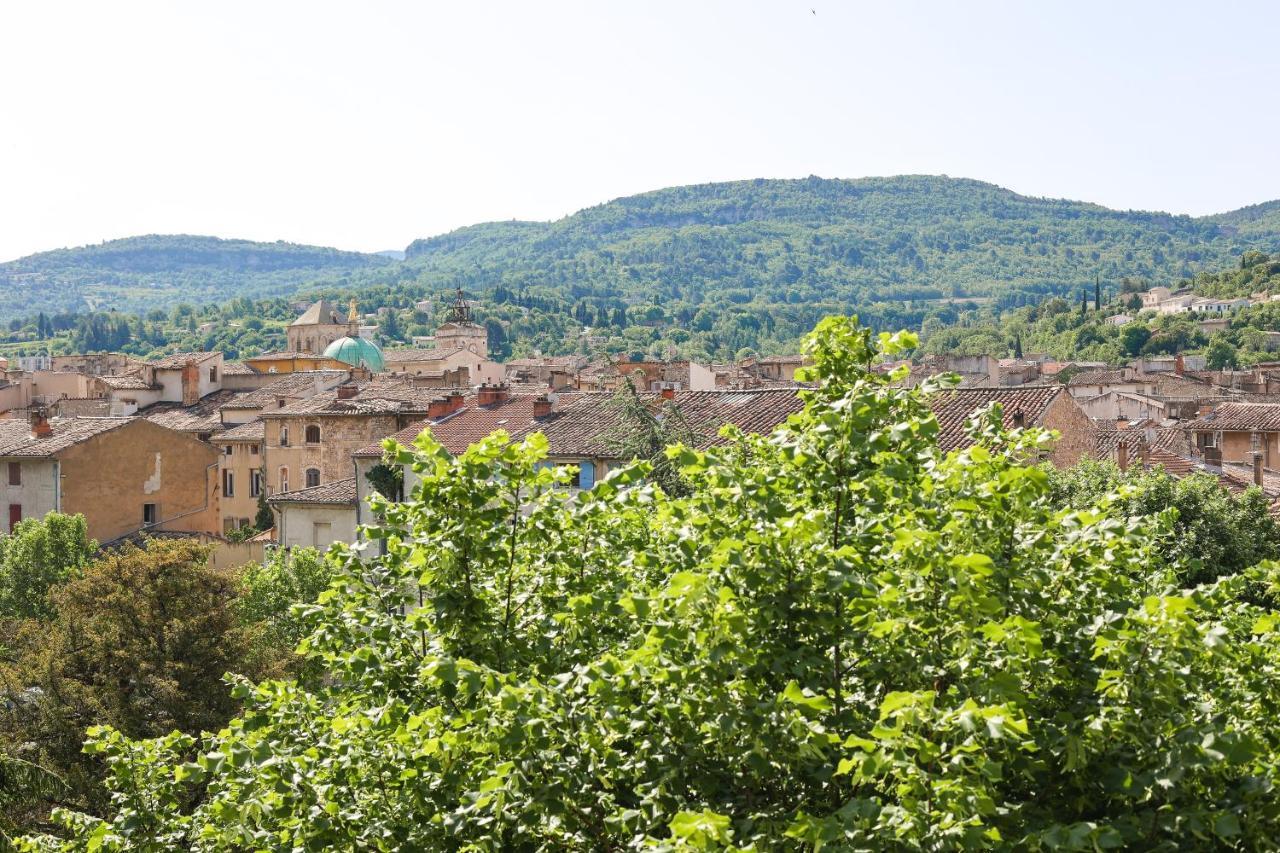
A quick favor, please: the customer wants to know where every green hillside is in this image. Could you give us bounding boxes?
[0,235,390,318]
[7,176,1280,360]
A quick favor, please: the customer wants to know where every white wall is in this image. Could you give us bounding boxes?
[0,459,60,530]
[275,502,357,549]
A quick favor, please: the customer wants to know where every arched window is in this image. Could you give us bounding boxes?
[306,468,321,488]
[279,467,289,493]
[305,425,321,444]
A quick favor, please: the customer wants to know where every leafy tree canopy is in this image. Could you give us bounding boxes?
[21,317,1280,851]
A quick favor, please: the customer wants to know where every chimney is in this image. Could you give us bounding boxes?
[532,395,553,419]
[660,387,676,401]
[1117,440,1129,471]
[1175,353,1185,376]
[1115,418,1129,430]
[336,384,358,400]
[448,392,465,413]
[427,397,451,419]
[1011,410,1025,429]
[29,408,52,439]
[181,360,200,406]
[477,383,509,407]
[1254,451,1265,487]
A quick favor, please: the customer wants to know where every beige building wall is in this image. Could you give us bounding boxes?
[59,420,219,542]
[275,502,357,549]
[1216,431,1280,467]
[218,438,265,533]
[287,323,349,356]
[0,459,59,532]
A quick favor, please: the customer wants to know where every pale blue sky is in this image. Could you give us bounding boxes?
[2,0,1278,261]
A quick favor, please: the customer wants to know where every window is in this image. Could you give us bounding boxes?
[250,470,262,498]
[143,503,157,526]
[8,504,20,532]
[279,467,289,494]
[305,425,321,444]
[280,427,290,447]
[224,445,233,456]
[7,463,19,486]
[209,366,218,383]
[222,470,235,498]
[576,461,596,490]
[306,468,321,488]
[250,444,259,455]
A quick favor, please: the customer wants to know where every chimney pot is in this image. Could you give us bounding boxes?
[29,408,52,439]
[427,397,451,419]
[660,387,675,401]
[532,395,553,418]
[1011,410,1025,429]
[1117,440,1130,471]
[1175,353,1185,376]
[336,384,358,400]
[1254,451,1265,487]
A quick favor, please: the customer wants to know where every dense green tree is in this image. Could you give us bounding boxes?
[0,538,253,813]
[0,513,96,620]
[23,317,1280,850]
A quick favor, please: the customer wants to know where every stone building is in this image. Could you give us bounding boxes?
[286,300,351,355]
[259,380,465,495]
[216,420,265,534]
[0,413,219,541]
[927,385,1095,467]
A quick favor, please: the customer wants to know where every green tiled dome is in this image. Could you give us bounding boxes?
[323,336,385,372]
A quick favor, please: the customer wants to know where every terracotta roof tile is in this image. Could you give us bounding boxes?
[141,390,246,433]
[219,420,265,441]
[0,417,136,457]
[1185,403,1280,432]
[149,351,219,369]
[268,477,356,505]
[928,386,1065,451]
[222,371,349,409]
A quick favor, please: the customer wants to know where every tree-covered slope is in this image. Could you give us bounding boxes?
[400,175,1278,314]
[0,235,389,318]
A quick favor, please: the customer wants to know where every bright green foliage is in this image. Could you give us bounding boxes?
[24,317,1280,850]
[0,754,68,843]
[0,513,96,620]
[235,548,336,654]
[1048,458,1280,586]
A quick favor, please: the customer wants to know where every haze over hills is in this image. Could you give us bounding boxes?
[5,176,1280,324]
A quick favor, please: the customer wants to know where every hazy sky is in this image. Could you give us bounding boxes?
[3,0,1279,261]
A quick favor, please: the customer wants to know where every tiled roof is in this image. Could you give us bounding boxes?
[363,389,805,460]
[928,386,1065,451]
[0,417,135,457]
[245,351,331,361]
[1185,403,1280,432]
[1094,424,1188,455]
[506,355,586,368]
[538,389,805,457]
[98,374,158,391]
[757,354,806,364]
[382,347,464,363]
[222,371,349,409]
[220,361,254,376]
[149,351,219,369]
[268,477,356,505]
[260,379,463,419]
[1220,463,1280,498]
[1141,447,1198,477]
[141,390,246,433]
[1066,369,1131,386]
[219,420,265,441]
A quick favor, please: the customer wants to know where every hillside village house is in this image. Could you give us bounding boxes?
[927,386,1095,468]
[0,413,218,542]
[1185,403,1280,468]
[260,380,465,495]
[269,478,358,549]
[217,420,265,534]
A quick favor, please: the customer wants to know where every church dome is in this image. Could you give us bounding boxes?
[323,336,385,372]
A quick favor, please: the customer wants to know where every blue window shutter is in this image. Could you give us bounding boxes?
[578,461,595,489]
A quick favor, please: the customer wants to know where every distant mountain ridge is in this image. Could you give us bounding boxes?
[5,177,1280,323]
[0,235,389,318]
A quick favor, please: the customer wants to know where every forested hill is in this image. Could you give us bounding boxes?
[0,235,389,318]
[400,176,1280,317]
